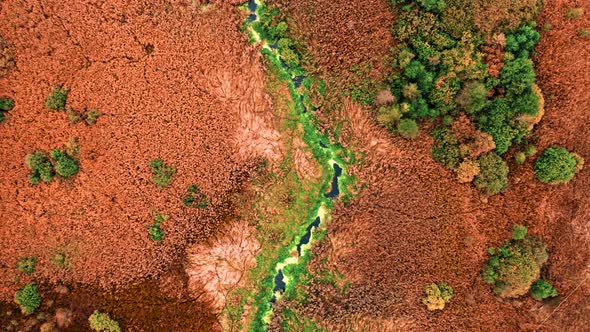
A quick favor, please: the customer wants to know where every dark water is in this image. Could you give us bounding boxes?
[247,0,257,21]
[325,163,343,198]
[296,216,321,256]
[270,269,286,302]
[293,75,305,88]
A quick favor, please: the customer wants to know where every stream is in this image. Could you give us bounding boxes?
[244,0,346,327]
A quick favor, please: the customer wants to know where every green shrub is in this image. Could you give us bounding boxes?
[431,127,461,169]
[50,149,79,178]
[474,152,509,195]
[422,282,453,311]
[89,311,121,332]
[578,29,590,38]
[85,109,102,125]
[45,86,69,111]
[0,96,14,111]
[0,96,14,122]
[500,58,535,96]
[530,279,557,301]
[397,118,419,139]
[417,0,446,13]
[505,25,540,58]
[25,152,55,184]
[17,257,36,274]
[52,253,67,268]
[534,147,578,184]
[148,213,168,242]
[150,159,176,188]
[524,145,537,157]
[183,184,209,209]
[15,283,41,314]
[512,224,527,240]
[483,235,548,298]
[515,152,526,165]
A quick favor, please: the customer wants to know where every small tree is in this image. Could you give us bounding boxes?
[530,279,558,301]
[422,282,453,311]
[534,147,578,184]
[515,152,526,165]
[474,152,509,195]
[15,283,41,314]
[45,86,69,111]
[25,152,55,184]
[397,118,419,139]
[89,311,121,332]
[50,149,79,178]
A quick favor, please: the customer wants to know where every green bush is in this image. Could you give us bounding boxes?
[515,152,526,165]
[45,86,69,111]
[530,279,557,301]
[512,224,527,240]
[417,0,447,13]
[148,213,168,242]
[0,96,14,111]
[474,152,509,195]
[431,127,461,169]
[397,118,419,139]
[17,257,36,275]
[422,282,453,311]
[50,149,79,178]
[500,58,536,97]
[0,96,14,122]
[89,311,121,332]
[85,109,102,125]
[25,152,55,184]
[483,235,548,298]
[505,25,540,58]
[534,147,578,184]
[15,283,41,314]
[150,159,176,188]
[524,145,537,157]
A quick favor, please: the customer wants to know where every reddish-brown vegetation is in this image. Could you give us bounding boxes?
[292,0,590,330]
[0,1,279,329]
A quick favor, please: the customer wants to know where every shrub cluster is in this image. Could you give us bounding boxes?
[483,226,549,298]
[150,159,176,188]
[534,146,583,184]
[15,283,41,314]
[422,282,453,311]
[26,148,80,184]
[89,311,121,332]
[0,96,14,122]
[379,1,548,194]
[69,108,102,125]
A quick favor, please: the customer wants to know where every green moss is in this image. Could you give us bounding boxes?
[15,283,41,314]
[148,213,168,242]
[183,184,209,208]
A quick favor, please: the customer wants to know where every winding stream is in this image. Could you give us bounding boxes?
[243,0,349,328]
